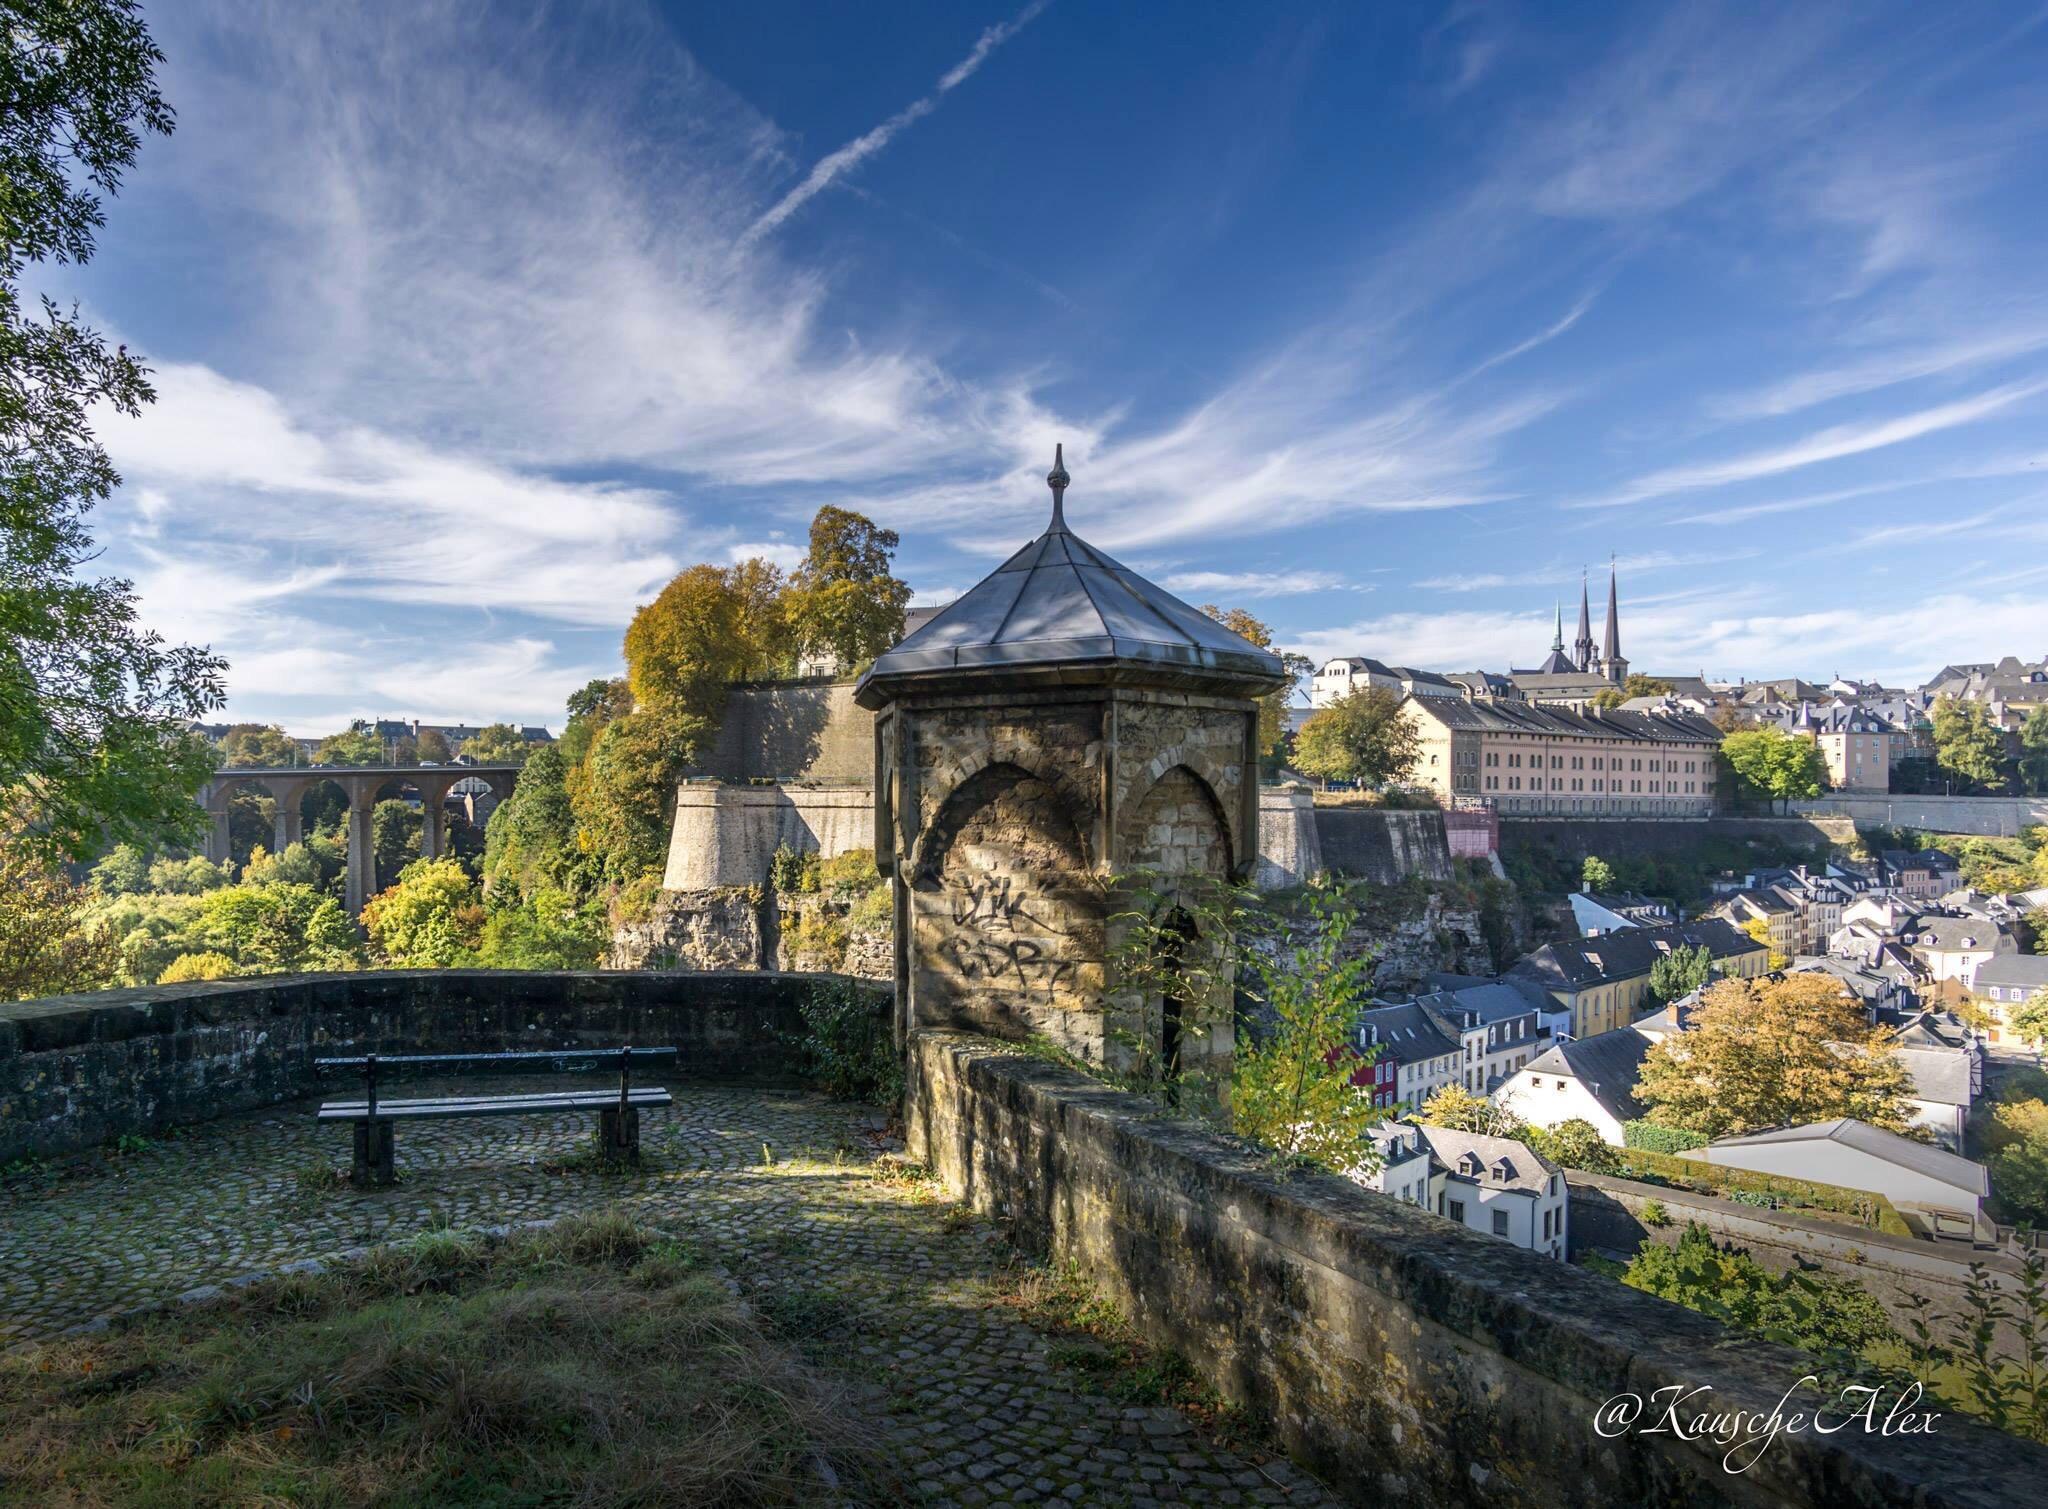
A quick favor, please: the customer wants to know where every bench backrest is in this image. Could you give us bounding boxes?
[313,1047,679,1073]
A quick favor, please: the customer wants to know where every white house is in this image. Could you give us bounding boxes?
[1682,1119,1988,1230]
[1909,915,2014,987]
[1361,1122,1445,1214]
[1418,1124,1569,1260]
[1493,1025,1653,1147]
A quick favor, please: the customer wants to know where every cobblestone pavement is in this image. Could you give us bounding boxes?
[0,1082,1336,1506]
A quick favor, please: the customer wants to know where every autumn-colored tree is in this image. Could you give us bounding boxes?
[1581,855,1617,892]
[1739,914,1790,971]
[1198,606,1309,766]
[1417,1084,1524,1136]
[1290,687,1421,787]
[624,563,784,763]
[2012,990,2048,1052]
[0,832,116,1001]
[414,728,453,763]
[564,712,676,885]
[1635,974,1916,1139]
[2021,706,2048,795]
[784,507,910,674]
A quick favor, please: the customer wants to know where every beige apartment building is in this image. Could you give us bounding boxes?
[1782,704,1895,791]
[1402,697,1722,818]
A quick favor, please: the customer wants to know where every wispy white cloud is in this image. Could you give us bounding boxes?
[1594,381,2048,507]
[1160,569,1348,598]
[1415,572,1509,592]
[1710,326,2048,420]
[736,0,1048,250]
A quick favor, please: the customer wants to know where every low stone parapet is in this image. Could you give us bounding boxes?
[0,970,887,1165]
[906,1029,2044,1508]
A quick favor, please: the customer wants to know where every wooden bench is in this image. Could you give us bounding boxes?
[314,1046,677,1186]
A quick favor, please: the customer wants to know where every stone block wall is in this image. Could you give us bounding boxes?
[1313,806,1455,884]
[662,784,876,889]
[692,677,876,784]
[906,1031,2042,1509]
[0,971,887,1165]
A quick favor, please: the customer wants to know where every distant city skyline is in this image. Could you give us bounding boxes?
[61,2,2048,725]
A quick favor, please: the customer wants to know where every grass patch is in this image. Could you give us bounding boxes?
[987,1260,1264,1449]
[0,1210,891,1505]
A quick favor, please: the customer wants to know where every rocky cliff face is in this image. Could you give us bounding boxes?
[608,884,891,980]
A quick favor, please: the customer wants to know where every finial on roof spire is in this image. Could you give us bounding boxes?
[1046,442,1070,532]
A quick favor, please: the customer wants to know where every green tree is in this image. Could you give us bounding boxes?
[566,712,676,884]
[314,724,382,767]
[2019,706,2048,796]
[0,2,227,861]
[370,798,421,890]
[156,950,234,983]
[482,744,581,902]
[462,723,531,767]
[1590,674,1675,711]
[474,888,606,969]
[1418,1084,1525,1136]
[148,853,231,894]
[1290,687,1422,788]
[1719,726,1828,812]
[88,841,150,894]
[1931,695,2008,793]
[218,723,299,768]
[361,857,484,967]
[0,832,116,1000]
[1636,975,1915,1139]
[1581,854,1617,892]
[1230,884,1389,1173]
[1988,1097,2048,1226]
[414,728,453,763]
[1647,943,1714,1005]
[240,840,324,890]
[1527,1118,1618,1173]
[194,882,361,975]
[2013,990,2048,1053]
[784,506,910,674]
[1623,1223,1897,1359]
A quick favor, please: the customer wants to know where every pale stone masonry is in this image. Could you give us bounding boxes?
[856,450,1283,1079]
[1400,694,1721,817]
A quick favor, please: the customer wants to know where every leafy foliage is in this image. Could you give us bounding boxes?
[157,950,234,983]
[1524,1118,1618,1173]
[1647,943,1713,1005]
[1719,725,1828,811]
[1580,854,1617,892]
[0,1,229,862]
[1624,1223,1897,1357]
[1417,1084,1525,1137]
[1635,974,1915,1139]
[0,831,115,1000]
[1621,1119,1709,1154]
[313,724,381,767]
[1197,605,1310,767]
[361,857,484,968]
[784,507,911,674]
[461,722,530,767]
[1229,884,1389,1174]
[1987,1093,2048,1227]
[217,723,299,768]
[195,883,361,974]
[791,978,899,1104]
[1290,686,1422,788]
[474,887,606,969]
[2021,705,2048,796]
[1931,694,2009,793]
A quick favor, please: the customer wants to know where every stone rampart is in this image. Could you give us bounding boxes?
[662,784,876,889]
[1787,792,2048,837]
[1312,806,1454,884]
[906,1030,2043,1508]
[0,971,887,1165]
[691,677,875,783]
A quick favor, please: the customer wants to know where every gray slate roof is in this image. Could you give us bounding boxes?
[1415,1124,1559,1195]
[1974,954,2048,992]
[1689,1118,1987,1198]
[1509,919,1762,992]
[1406,696,1723,745]
[1355,1002,1460,1067]
[856,458,1283,707]
[1518,1027,1651,1124]
[1893,1047,1973,1108]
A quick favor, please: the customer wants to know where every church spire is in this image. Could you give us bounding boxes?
[1601,555,1628,685]
[1551,600,1564,653]
[1573,569,1595,673]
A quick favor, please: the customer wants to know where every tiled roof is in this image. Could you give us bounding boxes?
[1508,919,1763,992]
[1355,1003,1460,1066]
[1406,696,1722,744]
[1518,1028,1651,1124]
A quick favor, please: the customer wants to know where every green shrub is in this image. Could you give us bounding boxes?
[1623,1119,1709,1154]
[817,847,878,897]
[156,950,236,983]
[784,907,849,970]
[848,880,894,936]
[792,980,899,1105]
[1639,1198,1671,1227]
[770,844,820,894]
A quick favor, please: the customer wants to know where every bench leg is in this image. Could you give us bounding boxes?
[598,1105,640,1163]
[352,1119,396,1187]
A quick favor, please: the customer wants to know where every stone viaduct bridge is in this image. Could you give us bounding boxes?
[194,765,520,914]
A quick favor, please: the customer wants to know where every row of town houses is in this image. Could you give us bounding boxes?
[1344,849,2045,1260]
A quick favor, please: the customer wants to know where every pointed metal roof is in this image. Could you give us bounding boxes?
[855,446,1286,708]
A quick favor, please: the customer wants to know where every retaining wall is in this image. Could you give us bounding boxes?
[692,677,875,783]
[905,1030,2044,1508]
[1788,793,2048,837]
[0,971,886,1165]
[662,785,876,889]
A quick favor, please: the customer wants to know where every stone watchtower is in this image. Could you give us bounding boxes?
[855,448,1284,1079]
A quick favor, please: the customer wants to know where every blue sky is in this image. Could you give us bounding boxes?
[62,1,2048,730]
